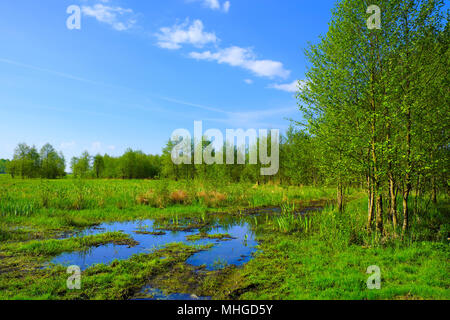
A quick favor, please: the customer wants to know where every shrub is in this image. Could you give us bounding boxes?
[169,190,189,204]
[197,191,228,207]
[136,189,167,208]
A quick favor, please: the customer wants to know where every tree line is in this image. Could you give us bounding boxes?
[4,127,324,185]
[70,150,161,179]
[0,159,8,174]
[6,143,66,179]
[297,0,449,234]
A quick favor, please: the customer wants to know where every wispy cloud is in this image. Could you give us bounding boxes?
[190,46,290,79]
[204,106,298,128]
[269,80,304,93]
[155,95,227,113]
[0,58,105,86]
[155,19,218,50]
[188,0,231,13]
[223,1,231,13]
[0,58,294,128]
[89,141,116,154]
[81,3,136,31]
[59,141,76,150]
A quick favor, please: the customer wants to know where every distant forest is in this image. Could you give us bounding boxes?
[0,159,7,174]
[2,125,323,185]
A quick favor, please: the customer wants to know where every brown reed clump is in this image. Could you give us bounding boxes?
[136,190,153,205]
[197,190,228,207]
[136,189,167,207]
[170,190,189,204]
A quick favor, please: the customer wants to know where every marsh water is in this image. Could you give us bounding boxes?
[49,206,323,300]
[51,218,258,271]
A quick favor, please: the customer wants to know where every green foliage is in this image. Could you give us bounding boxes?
[40,144,65,179]
[0,159,8,174]
[6,143,65,179]
[71,151,91,179]
[297,0,449,232]
[5,232,135,257]
[7,143,41,178]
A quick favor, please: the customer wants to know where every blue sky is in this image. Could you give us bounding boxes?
[0,0,336,161]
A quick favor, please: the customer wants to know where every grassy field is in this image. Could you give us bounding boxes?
[236,197,449,300]
[0,175,448,300]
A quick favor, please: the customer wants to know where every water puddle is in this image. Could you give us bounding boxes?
[50,218,258,271]
[135,287,211,301]
[49,205,323,300]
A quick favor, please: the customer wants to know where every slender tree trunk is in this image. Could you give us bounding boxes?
[402,107,412,234]
[371,137,382,233]
[402,188,410,234]
[376,193,383,234]
[432,175,437,204]
[337,182,344,212]
[389,176,398,229]
[414,175,421,214]
[402,101,412,235]
[367,174,375,230]
[401,9,412,237]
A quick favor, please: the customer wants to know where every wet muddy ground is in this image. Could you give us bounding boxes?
[47,206,322,300]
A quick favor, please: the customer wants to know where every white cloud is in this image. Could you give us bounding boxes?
[223,1,231,13]
[60,141,76,150]
[81,4,136,31]
[89,142,116,154]
[203,0,220,10]
[269,80,304,93]
[155,19,218,50]
[189,0,231,12]
[244,79,253,84]
[189,46,290,79]
[91,141,102,152]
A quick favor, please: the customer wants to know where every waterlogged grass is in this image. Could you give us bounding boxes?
[186,233,235,242]
[0,243,212,300]
[0,231,139,281]
[0,177,339,242]
[0,176,337,214]
[3,232,137,257]
[230,198,450,300]
[237,238,449,300]
[0,175,448,300]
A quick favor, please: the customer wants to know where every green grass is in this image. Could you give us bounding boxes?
[0,177,338,240]
[231,197,450,300]
[0,243,211,300]
[3,232,137,257]
[236,235,449,300]
[186,233,234,242]
[0,175,448,300]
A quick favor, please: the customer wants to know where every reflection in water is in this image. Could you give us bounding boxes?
[135,287,211,301]
[50,217,258,271]
[49,206,322,300]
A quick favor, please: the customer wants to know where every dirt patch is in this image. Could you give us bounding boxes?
[134,230,166,236]
[186,233,235,242]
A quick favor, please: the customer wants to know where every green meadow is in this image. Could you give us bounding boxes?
[0,175,448,300]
